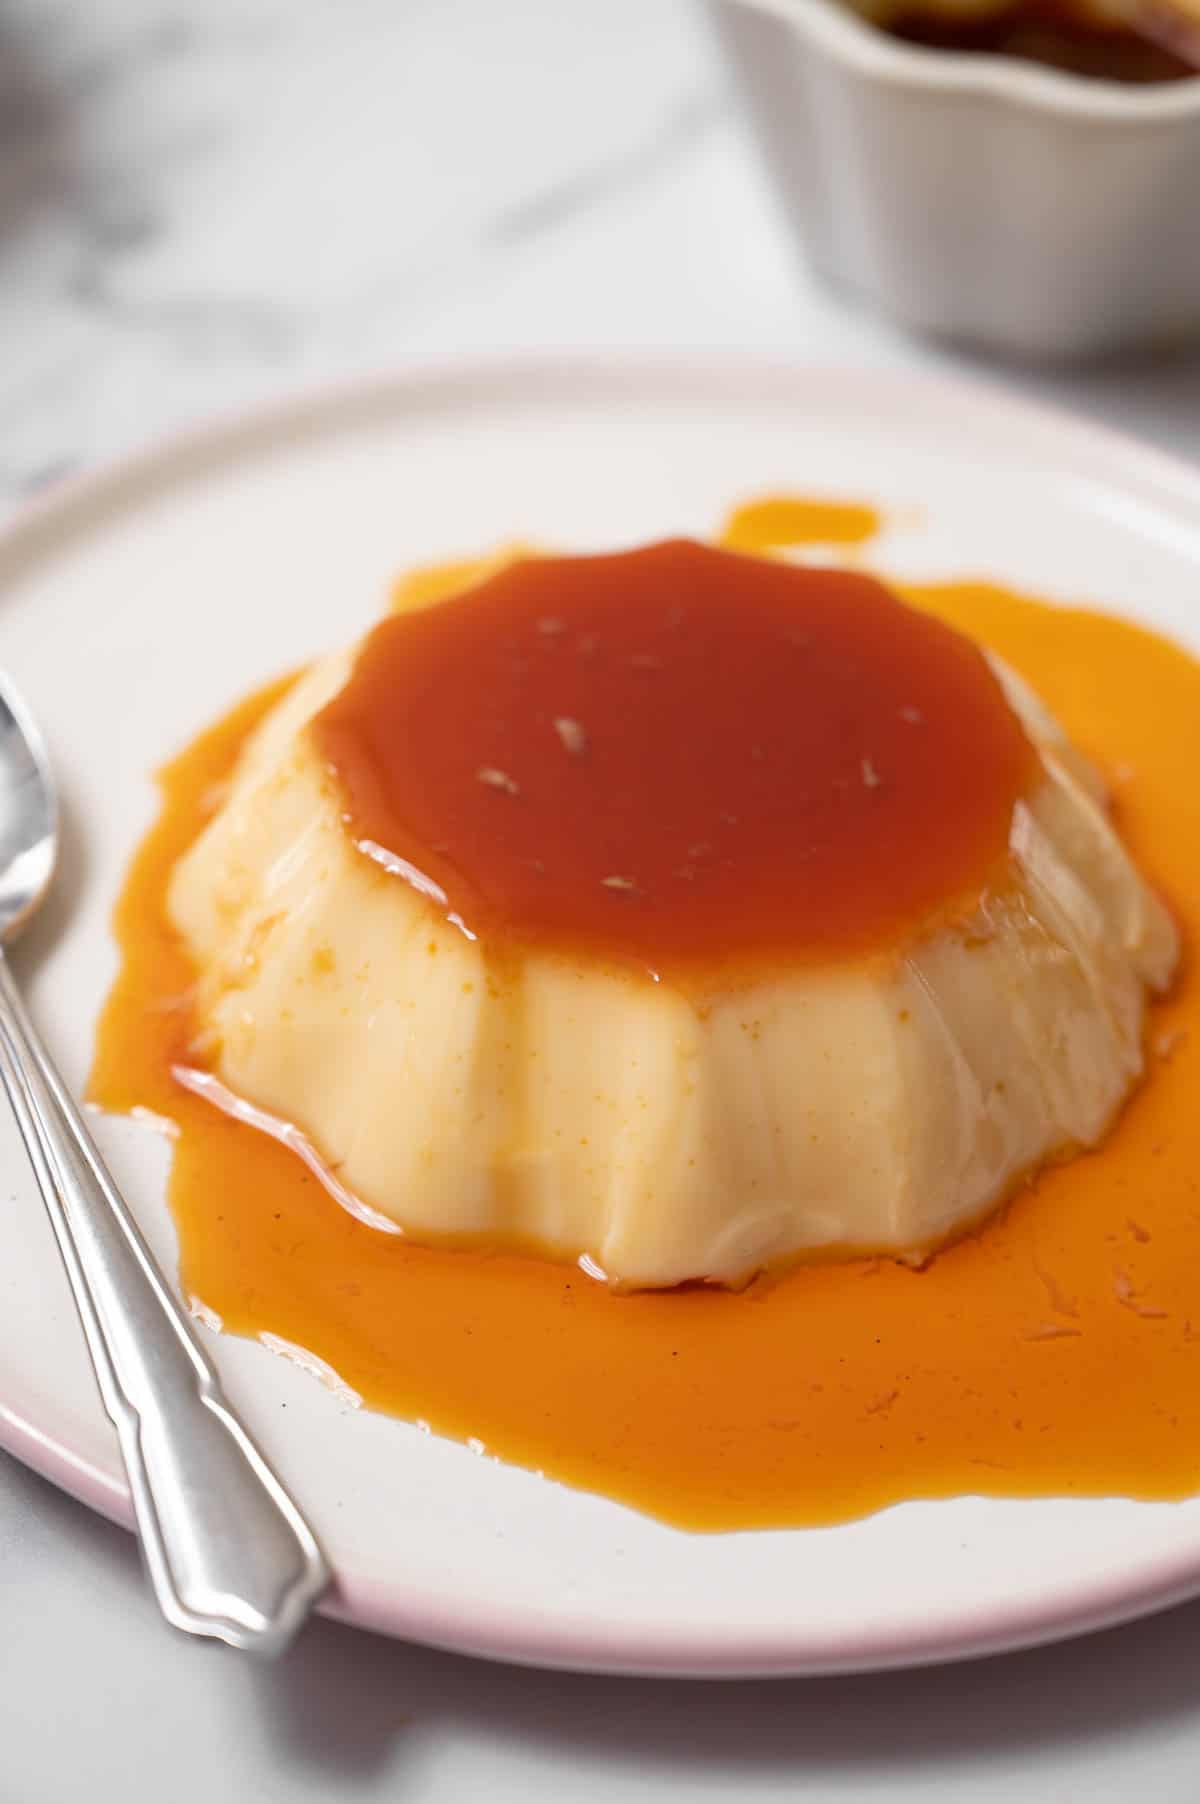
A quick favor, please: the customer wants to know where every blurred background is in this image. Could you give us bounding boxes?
[2,0,1199,526]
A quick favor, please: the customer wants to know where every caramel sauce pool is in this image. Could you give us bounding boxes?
[313,539,1035,975]
[90,517,1200,1531]
[721,496,881,551]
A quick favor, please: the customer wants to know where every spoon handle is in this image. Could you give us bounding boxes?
[0,950,329,1654]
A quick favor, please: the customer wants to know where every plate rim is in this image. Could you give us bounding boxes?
[4,348,1200,1677]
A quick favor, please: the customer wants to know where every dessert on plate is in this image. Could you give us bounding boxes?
[165,538,1177,1288]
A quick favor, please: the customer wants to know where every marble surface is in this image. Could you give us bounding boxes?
[3,1,1200,1798]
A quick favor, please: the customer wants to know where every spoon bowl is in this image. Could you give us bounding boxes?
[0,676,57,942]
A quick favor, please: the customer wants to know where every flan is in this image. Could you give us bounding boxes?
[166,540,1177,1286]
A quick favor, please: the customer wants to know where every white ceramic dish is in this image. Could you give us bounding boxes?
[712,0,1200,359]
[2,354,1200,1677]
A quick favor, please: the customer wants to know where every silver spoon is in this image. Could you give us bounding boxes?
[0,672,329,1654]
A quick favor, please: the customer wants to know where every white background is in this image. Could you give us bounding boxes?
[3,1,1200,1797]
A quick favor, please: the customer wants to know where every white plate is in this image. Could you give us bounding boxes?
[2,355,1200,1677]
